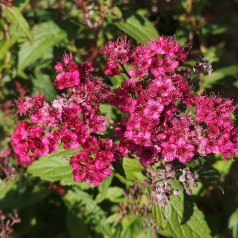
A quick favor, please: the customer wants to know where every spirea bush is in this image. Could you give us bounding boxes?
[1,0,238,237]
[11,36,238,210]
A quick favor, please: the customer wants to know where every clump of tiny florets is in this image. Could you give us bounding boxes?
[117,183,157,234]
[11,36,238,193]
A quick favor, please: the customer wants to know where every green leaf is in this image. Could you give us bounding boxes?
[199,167,221,186]
[98,174,113,193]
[100,104,121,121]
[122,157,146,182]
[14,0,30,10]
[233,81,238,89]
[121,215,143,238]
[120,215,156,238]
[32,71,56,101]
[152,186,212,238]
[64,189,113,237]
[0,178,49,209]
[96,175,115,203]
[229,208,238,238]
[66,210,91,238]
[111,6,122,18]
[18,21,67,71]
[114,13,159,43]
[0,179,16,200]
[212,159,233,177]
[204,65,238,88]
[110,74,126,87]
[3,7,32,41]
[96,176,124,203]
[105,187,124,202]
[65,189,98,210]
[186,157,206,169]
[152,201,171,235]
[0,39,15,61]
[106,213,121,224]
[28,148,77,185]
[201,23,227,35]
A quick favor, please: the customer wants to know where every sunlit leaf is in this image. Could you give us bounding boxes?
[152,185,212,238]
[204,65,238,88]
[32,71,56,101]
[0,39,15,61]
[0,179,16,200]
[114,13,159,43]
[18,21,67,71]
[229,208,238,238]
[28,148,77,185]
[4,7,32,41]
[122,157,146,182]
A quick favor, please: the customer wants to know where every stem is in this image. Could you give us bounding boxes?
[187,0,193,13]
[59,0,65,19]
[131,92,136,100]
[197,74,205,95]
[186,0,194,42]
[0,6,12,96]
[119,63,130,79]
[198,33,207,53]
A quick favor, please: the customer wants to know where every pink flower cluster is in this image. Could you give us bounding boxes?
[101,36,188,78]
[11,54,127,185]
[102,37,238,166]
[11,36,238,186]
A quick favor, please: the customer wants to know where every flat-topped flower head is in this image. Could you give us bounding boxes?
[11,36,238,190]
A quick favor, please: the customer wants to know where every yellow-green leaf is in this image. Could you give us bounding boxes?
[152,185,212,238]
[18,21,67,71]
[114,13,159,43]
[28,148,77,185]
[4,7,32,41]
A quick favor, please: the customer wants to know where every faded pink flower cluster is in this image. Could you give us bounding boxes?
[0,148,16,180]
[0,210,21,238]
[11,36,238,186]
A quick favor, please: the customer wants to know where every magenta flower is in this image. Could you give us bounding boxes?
[175,139,195,163]
[10,36,238,187]
[143,99,164,119]
[54,53,81,90]
[61,129,79,150]
[70,139,115,186]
